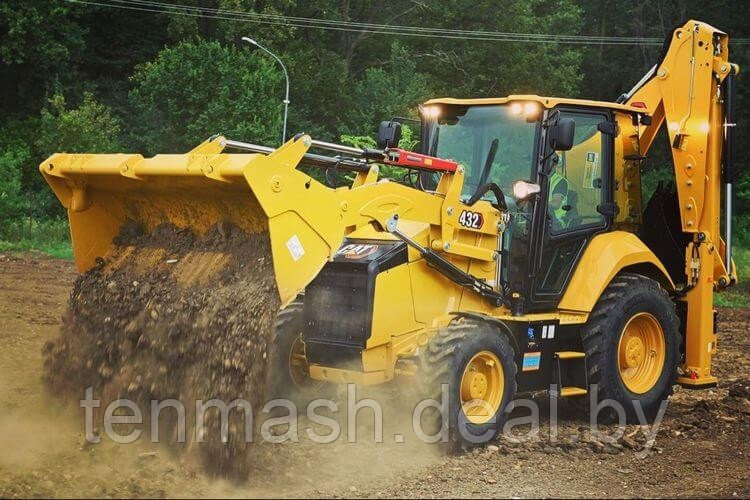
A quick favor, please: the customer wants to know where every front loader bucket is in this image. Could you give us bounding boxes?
[40,135,347,306]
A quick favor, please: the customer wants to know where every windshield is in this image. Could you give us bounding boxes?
[426,105,538,199]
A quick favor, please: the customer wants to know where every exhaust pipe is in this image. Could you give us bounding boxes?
[723,70,737,279]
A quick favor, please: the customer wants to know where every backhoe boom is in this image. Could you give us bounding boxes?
[622,20,739,386]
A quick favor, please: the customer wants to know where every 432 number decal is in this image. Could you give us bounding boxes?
[458,210,484,229]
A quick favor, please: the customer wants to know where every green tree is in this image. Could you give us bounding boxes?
[0,143,29,221]
[75,3,171,113]
[0,0,86,121]
[343,42,432,136]
[408,0,584,98]
[37,93,121,155]
[340,123,419,183]
[128,40,286,153]
[17,92,122,219]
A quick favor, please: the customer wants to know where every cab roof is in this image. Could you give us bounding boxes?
[423,94,645,114]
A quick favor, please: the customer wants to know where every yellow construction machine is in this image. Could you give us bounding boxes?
[42,20,738,447]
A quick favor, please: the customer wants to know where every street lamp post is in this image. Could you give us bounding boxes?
[241,37,290,143]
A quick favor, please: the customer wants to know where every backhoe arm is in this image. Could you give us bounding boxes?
[621,20,739,386]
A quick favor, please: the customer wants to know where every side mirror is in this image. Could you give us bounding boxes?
[548,117,575,151]
[377,121,402,149]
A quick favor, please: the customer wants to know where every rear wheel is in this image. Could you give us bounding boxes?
[618,312,666,394]
[420,318,517,451]
[579,273,680,422]
[267,302,325,403]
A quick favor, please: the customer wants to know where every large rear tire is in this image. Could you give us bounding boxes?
[579,273,680,422]
[420,318,517,451]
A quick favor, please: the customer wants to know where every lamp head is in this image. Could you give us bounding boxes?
[512,180,541,200]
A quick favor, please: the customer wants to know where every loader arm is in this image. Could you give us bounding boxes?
[41,134,501,308]
[620,20,739,386]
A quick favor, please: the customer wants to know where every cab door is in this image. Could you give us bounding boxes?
[527,108,615,310]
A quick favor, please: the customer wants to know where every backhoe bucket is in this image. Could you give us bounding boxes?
[40,135,347,306]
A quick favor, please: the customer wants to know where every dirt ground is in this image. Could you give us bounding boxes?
[1,253,748,498]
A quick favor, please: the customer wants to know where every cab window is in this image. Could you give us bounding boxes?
[547,111,607,235]
[426,105,537,200]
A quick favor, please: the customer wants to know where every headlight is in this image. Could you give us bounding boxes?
[523,102,540,117]
[513,180,541,200]
[422,106,440,119]
[509,101,540,120]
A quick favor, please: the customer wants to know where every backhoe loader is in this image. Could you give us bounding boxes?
[42,20,738,448]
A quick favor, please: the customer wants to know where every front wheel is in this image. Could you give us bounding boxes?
[267,302,325,404]
[420,318,517,451]
[579,273,680,422]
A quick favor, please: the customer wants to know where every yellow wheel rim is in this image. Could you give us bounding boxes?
[288,334,324,391]
[460,351,504,424]
[617,312,666,394]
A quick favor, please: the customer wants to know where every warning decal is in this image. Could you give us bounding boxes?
[583,151,599,189]
[522,351,541,372]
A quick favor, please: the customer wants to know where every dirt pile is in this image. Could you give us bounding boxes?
[42,222,280,479]
[662,379,750,438]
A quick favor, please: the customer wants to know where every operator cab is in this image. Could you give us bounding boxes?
[419,95,641,312]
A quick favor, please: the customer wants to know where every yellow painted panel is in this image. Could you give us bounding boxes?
[369,264,420,348]
[268,211,332,306]
[558,232,674,312]
[409,258,465,327]
[424,94,644,114]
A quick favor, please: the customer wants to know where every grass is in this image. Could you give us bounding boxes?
[715,245,750,307]
[713,287,750,307]
[0,218,73,260]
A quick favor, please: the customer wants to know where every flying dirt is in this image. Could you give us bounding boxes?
[43,222,280,478]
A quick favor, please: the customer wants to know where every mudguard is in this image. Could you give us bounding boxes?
[558,231,674,313]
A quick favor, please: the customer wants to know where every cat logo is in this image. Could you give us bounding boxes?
[337,243,379,259]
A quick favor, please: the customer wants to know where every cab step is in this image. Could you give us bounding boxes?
[553,351,589,398]
[555,351,586,360]
[559,386,588,397]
